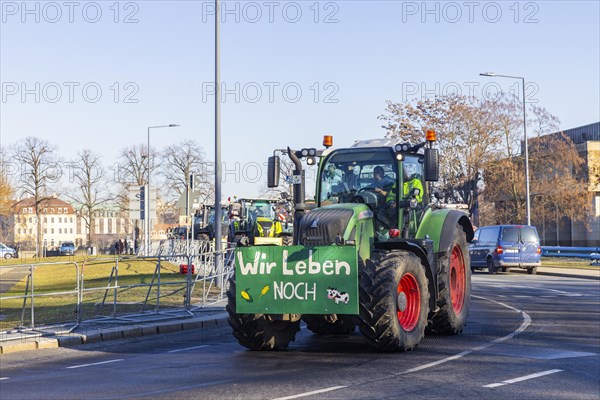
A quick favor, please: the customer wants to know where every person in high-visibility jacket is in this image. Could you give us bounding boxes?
[385,162,424,204]
[383,162,424,229]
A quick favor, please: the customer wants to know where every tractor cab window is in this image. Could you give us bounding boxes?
[319,148,397,207]
[247,203,274,219]
[207,209,216,225]
[402,157,424,203]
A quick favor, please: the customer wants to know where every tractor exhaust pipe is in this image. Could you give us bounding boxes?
[287,147,307,245]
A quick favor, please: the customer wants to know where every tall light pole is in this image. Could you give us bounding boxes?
[480,72,531,226]
[214,0,223,286]
[146,124,179,256]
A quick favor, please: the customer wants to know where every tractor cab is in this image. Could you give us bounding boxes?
[194,204,230,241]
[229,198,293,246]
[317,141,428,241]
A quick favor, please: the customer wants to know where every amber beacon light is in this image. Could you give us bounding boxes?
[426,129,436,142]
[323,135,333,148]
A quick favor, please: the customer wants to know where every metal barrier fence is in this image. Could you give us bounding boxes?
[0,239,235,334]
[541,246,600,265]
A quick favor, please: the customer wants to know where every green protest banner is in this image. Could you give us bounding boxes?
[235,245,358,314]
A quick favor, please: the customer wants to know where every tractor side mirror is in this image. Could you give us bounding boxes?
[268,156,280,188]
[424,148,439,182]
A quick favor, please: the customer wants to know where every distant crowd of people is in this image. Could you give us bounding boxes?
[113,238,134,255]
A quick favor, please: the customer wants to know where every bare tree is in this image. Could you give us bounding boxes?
[529,105,560,138]
[65,149,109,246]
[113,144,149,210]
[589,146,600,192]
[118,144,148,187]
[529,133,592,227]
[379,95,504,223]
[11,137,58,252]
[114,144,150,245]
[159,139,214,205]
[479,97,525,224]
[484,132,592,227]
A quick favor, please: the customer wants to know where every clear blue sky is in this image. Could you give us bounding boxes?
[1,0,599,199]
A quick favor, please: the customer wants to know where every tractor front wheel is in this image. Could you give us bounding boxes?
[226,276,300,350]
[358,250,429,351]
[428,225,471,335]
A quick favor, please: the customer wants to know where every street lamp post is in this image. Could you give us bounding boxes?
[480,72,531,226]
[146,124,179,256]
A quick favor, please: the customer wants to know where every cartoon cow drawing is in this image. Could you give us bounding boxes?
[326,287,349,304]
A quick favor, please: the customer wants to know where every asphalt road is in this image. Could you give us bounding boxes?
[1,273,598,400]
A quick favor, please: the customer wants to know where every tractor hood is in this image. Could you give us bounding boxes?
[297,204,372,246]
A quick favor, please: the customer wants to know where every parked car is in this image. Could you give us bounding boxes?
[59,241,76,256]
[0,242,17,259]
[470,225,541,274]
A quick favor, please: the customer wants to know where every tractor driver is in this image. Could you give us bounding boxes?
[368,166,395,197]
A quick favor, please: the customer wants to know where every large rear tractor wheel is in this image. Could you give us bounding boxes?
[226,276,300,350]
[302,315,357,334]
[358,250,429,352]
[428,225,471,335]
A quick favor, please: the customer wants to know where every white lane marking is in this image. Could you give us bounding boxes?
[167,345,209,353]
[271,386,347,400]
[483,369,563,388]
[0,377,10,381]
[475,281,583,297]
[401,295,531,375]
[66,359,124,369]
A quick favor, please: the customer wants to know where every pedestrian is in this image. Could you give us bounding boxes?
[118,239,124,254]
[124,238,128,255]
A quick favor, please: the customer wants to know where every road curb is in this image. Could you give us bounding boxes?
[511,268,600,281]
[0,312,229,355]
[536,271,600,281]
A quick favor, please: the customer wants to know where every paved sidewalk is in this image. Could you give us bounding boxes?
[0,304,229,355]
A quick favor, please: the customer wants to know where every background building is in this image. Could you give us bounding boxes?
[74,206,133,251]
[13,197,76,250]
[532,122,599,246]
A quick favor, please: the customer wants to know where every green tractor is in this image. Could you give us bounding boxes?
[194,204,230,242]
[227,132,474,352]
[228,198,293,246]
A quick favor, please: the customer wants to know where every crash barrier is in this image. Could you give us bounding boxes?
[541,246,600,265]
[0,239,235,335]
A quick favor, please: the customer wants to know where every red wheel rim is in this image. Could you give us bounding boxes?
[397,273,421,331]
[449,244,466,313]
